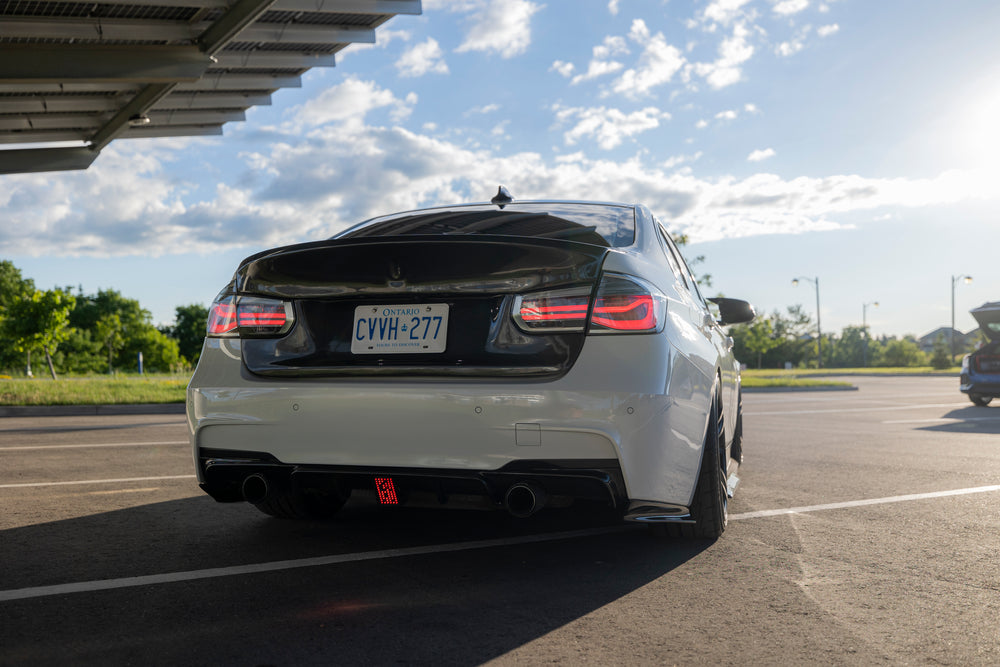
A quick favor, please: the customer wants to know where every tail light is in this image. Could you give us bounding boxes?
[514,273,665,335]
[589,274,666,333]
[206,294,294,338]
[207,295,237,336]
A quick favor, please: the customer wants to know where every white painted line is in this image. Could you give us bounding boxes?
[0,475,196,489]
[746,402,968,416]
[0,441,187,452]
[883,417,1000,424]
[0,525,632,602]
[730,485,1000,520]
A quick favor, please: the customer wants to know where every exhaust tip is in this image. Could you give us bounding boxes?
[505,482,546,518]
[241,473,269,504]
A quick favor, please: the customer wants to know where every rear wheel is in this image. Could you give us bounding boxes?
[969,394,993,407]
[652,396,728,539]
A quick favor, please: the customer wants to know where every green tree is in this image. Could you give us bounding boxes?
[930,333,952,370]
[3,288,76,380]
[167,303,209,366]
[738,318,781,369]
[878,337,926,367]
[95,313,125,374]
[0,260,36,373]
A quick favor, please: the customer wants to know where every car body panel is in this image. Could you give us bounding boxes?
[186,199,752,523]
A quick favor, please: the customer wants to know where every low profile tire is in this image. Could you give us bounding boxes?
[969,394,993,407]
[253,489,347,520]
[730,389,745,465]
[651,396,728,539]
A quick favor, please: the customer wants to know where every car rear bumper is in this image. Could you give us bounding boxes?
[187,335,714,509]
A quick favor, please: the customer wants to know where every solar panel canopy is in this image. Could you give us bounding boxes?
[0,0,421,174]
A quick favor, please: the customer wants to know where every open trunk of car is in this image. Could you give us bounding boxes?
[234,236,609,378]
[971,302,1000,342]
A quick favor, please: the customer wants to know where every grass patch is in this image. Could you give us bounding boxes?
[742,376,853,389]
[744,367,958,378]
[0,374,189,406]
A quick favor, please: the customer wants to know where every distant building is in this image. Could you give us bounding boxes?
[918,327,974,354]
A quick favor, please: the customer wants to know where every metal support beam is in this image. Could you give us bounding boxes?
[0,147,98,174]
[0,45,212,83]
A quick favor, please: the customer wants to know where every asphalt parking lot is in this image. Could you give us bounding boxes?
[1,376,998,666]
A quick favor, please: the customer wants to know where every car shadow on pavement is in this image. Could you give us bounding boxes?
[0,495,713,665]
[916,405,1000,434]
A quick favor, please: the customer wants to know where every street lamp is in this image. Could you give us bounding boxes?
[863,301,879,367]
[792,276,822,368]
[951,275,973,362]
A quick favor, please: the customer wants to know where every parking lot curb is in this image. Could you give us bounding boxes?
[0,403,186,418]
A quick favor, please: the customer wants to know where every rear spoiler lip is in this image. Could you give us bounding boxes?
[234,235,610,299]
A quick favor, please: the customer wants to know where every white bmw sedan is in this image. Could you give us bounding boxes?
[187,193,754,538]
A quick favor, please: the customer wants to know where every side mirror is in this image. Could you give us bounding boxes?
[708,297,755,326]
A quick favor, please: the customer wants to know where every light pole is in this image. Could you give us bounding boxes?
[863,301,879,367]
[951,275,973,362]
[792,276,822,368]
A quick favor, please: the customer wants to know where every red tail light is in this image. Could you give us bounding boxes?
[206,296,237,336]
[514,274,665,335]
[589,274,665,333]
[206,295,294,337]
[237,297,295,337]
[514,288,591,332]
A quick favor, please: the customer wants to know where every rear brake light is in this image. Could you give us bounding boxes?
[514,287,591,333]
[236,297,295,337]
[206,296,237,336]
[513,274,666,335]
[589,274,666,334]
[206,295,294,337]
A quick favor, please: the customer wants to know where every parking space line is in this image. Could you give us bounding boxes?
[882,417,1000,424]
[730,484,1000,520]
[0,475,196,489]
[0,441,187,451]
[746,402,968,416]
[3,483,999,603]
[0,525,631,602]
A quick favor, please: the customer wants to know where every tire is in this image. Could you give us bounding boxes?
[253,488,347,520]
[651,396,728,539]
[969,394,993,407]
[730,389,744,465]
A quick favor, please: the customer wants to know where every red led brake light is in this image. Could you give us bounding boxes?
[375,477,399,505]
[591,294,658,330]
[518,299,589,324]
[206,298,237,335]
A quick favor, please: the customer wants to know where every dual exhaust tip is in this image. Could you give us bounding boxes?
[241,473,547,518]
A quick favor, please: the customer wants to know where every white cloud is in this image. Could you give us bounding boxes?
[703,0,753,25]
[550,60,575,77]
[396,38,449,77]
[773,0,809,16]
[467,104,500,115]
[744,103,760,113]
[693,22,754,89]
[572,36,629,84]
[553,104,670,150]
[608,0,621,15]
[611,20,686,99]
[455,0,542,59]
[288,77,416,129]
[817,23,840,37]
[776,39,804,57]
[748,148,776,161]
[695,119,709,129]
[5,87,999,257]
[715,109,738,120]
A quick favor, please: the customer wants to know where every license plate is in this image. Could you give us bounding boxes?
[351,304,449,354]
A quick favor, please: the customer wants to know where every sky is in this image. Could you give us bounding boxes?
[2,0,999,339]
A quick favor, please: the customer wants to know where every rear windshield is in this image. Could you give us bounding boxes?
[337,203,635,248]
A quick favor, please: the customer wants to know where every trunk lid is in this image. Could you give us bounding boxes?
[971,302,1000,341]
[234,236,608,378]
